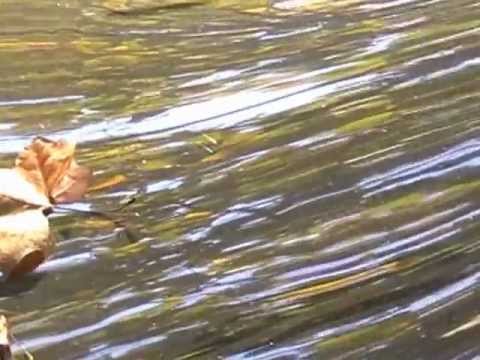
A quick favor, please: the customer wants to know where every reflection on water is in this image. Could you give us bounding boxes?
[1,0,480,358]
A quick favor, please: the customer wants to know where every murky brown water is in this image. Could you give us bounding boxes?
[1,0,480,358]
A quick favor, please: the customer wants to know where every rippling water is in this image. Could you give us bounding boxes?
[1,0,480,358]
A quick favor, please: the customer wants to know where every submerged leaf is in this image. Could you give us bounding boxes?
[89,174,127,192]
[102,0,204,13]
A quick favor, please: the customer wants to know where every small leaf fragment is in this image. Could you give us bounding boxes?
[89,174,127,192]
[0,315,11,360]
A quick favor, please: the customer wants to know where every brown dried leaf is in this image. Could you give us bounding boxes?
[0,169,50,211]
[0,209,54,278]
[0,137,90,277]
[15,137,92,204]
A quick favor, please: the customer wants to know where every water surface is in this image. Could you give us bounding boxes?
[1,0,480,358]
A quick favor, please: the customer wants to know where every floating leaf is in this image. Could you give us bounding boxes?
[0,137,91,277]
[15,137,92,204]
[0,209,54,278]
[0,168,50,210]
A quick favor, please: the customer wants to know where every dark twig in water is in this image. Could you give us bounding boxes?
[52,194,139,243]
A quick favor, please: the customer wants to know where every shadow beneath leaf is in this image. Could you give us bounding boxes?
[0,273,43,297]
